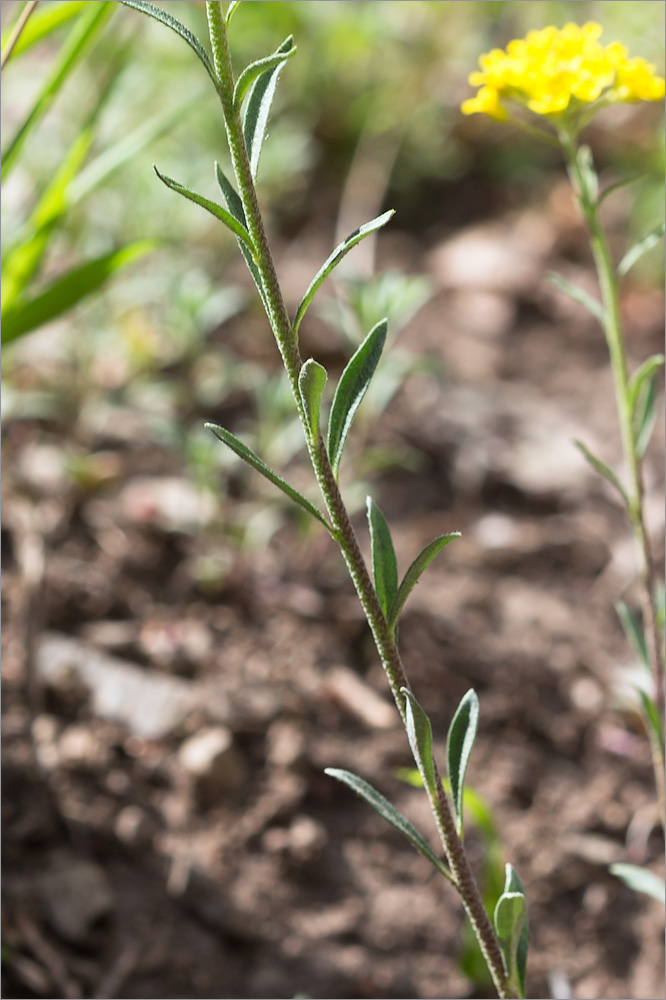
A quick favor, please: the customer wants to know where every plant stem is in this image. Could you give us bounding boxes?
[563,135,665,807]
[1,0,39,70]
[206,4,513,995]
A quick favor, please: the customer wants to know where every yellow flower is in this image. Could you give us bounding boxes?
[462,22,665,122]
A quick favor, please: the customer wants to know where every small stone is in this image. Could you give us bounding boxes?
[178,725,248,802]
[286,815,327,865]
[114,805,156,848]
[57,723,110,770]
[39,859,113,943]
[323,666,398,729]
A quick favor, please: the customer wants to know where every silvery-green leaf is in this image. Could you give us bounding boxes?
[574,439,629,508]
[402,688,437,799]
[225,0,242,25]
[446,689,479,837]
[298,359,327,439]
[388,533,460,632]
[327,318,387,476]
[610,863,665,905]
[324,768,453,882]
[119,1,218,92]
[576,145,598,203]
[494,864,529,1000]
[615,601,649,670]
[205,423,332,532]
[153,167,253,249]
[632,370,659,458]
[242,36,295,179]
[628,354,664,416]
[292,211,394,337]
[637,688,664,755]
[234,41,297,111]
[214,162,268,311]
[366,497,398,621]
[546,272,604,323]
[618,221,665,278]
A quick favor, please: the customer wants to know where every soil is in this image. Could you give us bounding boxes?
[2,161,665,999]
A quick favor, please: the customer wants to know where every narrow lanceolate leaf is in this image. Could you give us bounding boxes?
[402,688,437,799]
[615,601,649,670]
[154,167,253,249]
[366,497,398,621]
[628,354,665,416]
[387,533,460,632]
[225,1,243,25]
[632,370,660,458]
[118,1,218,92]
[215,162,268,311]
[327,318,387,476]
[1,2,87,61]
[243,35,295,179]
[546,272,604,324]
[610,863,665,905]
[292,211,395,337]
[298,359,327,439]
[205,423,333,533]
[324,768,453,882]
[617,221,665,278]
[637,688,665,756]
[1,241,156,345]
[495,864,529,999]
[234,41,297,112]
[446,689,479,838]
[597,173,643,206]
[574,439,629,508]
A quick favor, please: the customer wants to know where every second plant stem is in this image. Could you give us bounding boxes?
[206,2,513,996]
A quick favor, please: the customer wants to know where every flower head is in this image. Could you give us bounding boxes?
[462,22,665,123]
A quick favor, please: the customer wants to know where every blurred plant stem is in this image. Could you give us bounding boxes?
[562,130,665,818]
[204,2,514,994]
[1,0,39,69]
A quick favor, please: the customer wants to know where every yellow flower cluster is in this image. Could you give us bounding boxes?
[462,22,665,121]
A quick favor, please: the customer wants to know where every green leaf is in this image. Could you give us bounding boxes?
[446,689,479,837]
[215,162,268,310]
[225,1,243,25]
[401,688,437,799]
[1,2,88,61]
[597,173,643,206]
[637,687,665,756]
[633,369,660,458]
[205,423,333,533]
[387,533,460,632]
[615,601,649,670]
[628,354,665,415]
[546,272,604,324]
[153,166,253,249]
[234,40,297,112]
[2,2,115,179]
[298,359,327,439]
[292,211,395,338]
[610,864,665,905]
[324,768,453,882]
[574,439,629,508]
[494,865,529,1000]
[618,221,665,278]
[327,318,387,476]
[242,35,295,179]
[366,497,398,621]
[118,0,218,92]
[1,240,155,345]
[577,145,598,203]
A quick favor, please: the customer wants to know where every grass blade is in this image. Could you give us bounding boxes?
[2,1,115,179]
[388,533,460,632]
[327,318,387,476]
[610,864,665,905]
[366,496,398,621]
[242,35,295,179]
[293,211,394,338]
[446,689,479,837]
[1,2,87,61]
[153,167,253,249]
[205,423,333,533]
[615,600,649,670]
[325,768,453,882]
[1,240,156,345]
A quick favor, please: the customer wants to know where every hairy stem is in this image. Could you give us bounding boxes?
[206,4,513,995]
